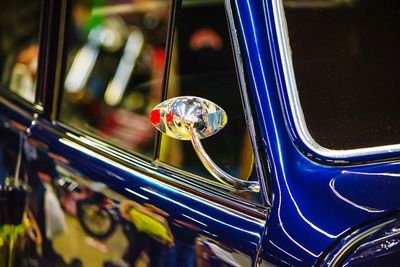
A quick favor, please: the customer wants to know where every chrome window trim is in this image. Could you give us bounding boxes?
[225,0,271,204]
[44,121,267,218]
[0,95,35,121]
[272,0,400,160]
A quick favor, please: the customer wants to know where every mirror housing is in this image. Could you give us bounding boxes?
[150,96,260,192]
[150,96,227,140]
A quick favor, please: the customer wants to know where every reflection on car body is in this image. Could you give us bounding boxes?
[2,0,400,266]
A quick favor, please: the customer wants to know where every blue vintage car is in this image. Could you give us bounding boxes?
[1,0,400,266]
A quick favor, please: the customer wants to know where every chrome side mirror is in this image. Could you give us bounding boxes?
[150,96,260,192]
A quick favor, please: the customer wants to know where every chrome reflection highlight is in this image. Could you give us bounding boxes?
[329,179,385,213]
[269,240,302,262]
[150,96,260,192]
[150,96,227,141]
[59,137,264,226]
[141,187,260,237]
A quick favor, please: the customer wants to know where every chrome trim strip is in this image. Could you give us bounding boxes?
[38,119,267,218]
[57,136,266,222]
[324,219,395,266]
[0,96,35,120]
[272,0,400,160]
[225,0,271,203]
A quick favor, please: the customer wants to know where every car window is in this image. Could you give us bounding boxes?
[59,0,171,159]
[0,0,41,103]
[59,0,257,189]
[284,0,400,150]
[158,0,255,182]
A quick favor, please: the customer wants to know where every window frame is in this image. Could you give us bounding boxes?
[49,0,269,207]
[272,0,400,163]
[154,0,267,190]
[0,0,49,113]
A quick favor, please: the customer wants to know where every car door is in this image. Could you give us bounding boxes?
[1,0,269,266]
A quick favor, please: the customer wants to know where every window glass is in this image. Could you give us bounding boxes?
[158,0,255,182]
[59,0,171,158]
[284,0,400,150]
[0,0,41,103]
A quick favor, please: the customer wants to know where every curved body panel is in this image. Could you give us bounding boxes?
[234,0,400,265]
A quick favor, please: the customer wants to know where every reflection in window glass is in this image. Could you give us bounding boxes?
[285,0,400,150]
[0,1,41,102]
[159,1,255,182]
[60,0,171,158]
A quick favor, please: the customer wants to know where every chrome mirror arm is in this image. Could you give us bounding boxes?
[190,128,260,192]
[150,96,261,193]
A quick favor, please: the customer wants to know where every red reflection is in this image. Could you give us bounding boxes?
[166,111,174,123]
[150,109,161,125]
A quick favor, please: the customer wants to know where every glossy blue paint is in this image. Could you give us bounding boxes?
[234,0,400,265]
[1,93,267,265]
[27,116,265,265]
[1,0,400,265]
[0,101,32,182]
